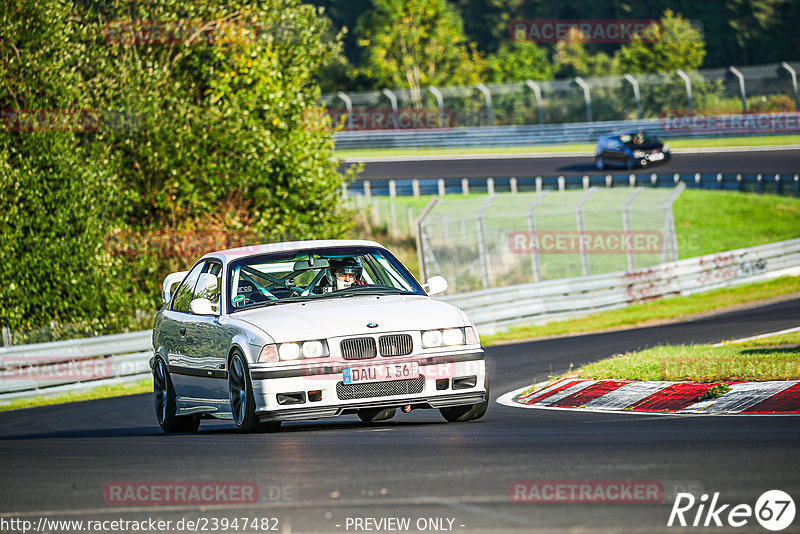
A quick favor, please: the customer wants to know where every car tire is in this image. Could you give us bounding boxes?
[625,156,635,170]
[357,407,397,424]
[228,350,281,433]
[153,358,200,433]
[439,374,490,423]
[595,156,605,170]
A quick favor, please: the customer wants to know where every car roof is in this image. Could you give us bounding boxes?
[200,239,386,262]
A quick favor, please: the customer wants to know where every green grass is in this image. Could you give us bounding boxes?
[482,275,800,346]
[674,190,800,259]
[335,134,800,159]
[577,330,800,382]
[0,378,153,412]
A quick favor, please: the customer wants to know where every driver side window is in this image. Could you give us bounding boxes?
[193,262,222,313]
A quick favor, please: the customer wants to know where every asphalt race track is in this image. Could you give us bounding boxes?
[2,299,799,533]
[341,147,800,181]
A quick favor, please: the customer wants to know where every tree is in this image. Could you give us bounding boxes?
[615,9,706,74]
[355,0,484,100]
[485,41,554,83]
[553,28,618,78]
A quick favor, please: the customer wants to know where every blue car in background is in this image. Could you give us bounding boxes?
[595,131,671,170]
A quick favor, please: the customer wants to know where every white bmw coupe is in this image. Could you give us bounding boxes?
[150,240,488,433]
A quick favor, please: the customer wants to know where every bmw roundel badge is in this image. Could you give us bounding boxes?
[367,323,378,328]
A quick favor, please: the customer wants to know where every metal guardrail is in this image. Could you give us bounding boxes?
[2,239,799,402]
[333,115,800,150]
[438,238,800,334]
[0,331,152,402]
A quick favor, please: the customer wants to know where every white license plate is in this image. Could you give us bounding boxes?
[343,362,419,384]
[650,152,664,160]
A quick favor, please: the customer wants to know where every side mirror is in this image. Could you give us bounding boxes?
[162,271,188,303]
[423,275,448,296]
[189,298,218,316]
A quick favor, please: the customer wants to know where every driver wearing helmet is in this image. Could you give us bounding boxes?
[329,257,367,290]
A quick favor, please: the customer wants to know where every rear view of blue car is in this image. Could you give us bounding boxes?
[595,131,671,170]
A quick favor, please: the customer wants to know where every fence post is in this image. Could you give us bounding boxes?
[717,173,723,189]
[737,173,743,192]
[674,173,680,184]
[476,195,496,289]
[389,179,397,198]
[536,176,543,192]
[363,180,371,198]
[527,191,550,283]
[337,91,354,130]
[623,74,642,120]
[487,177,495,196]
[582,175,590,189]
[461,178,469,195]
[758,173,764,194]
[651,173,658,186]
[558,176,565,191]
[342,182,348,199]
[381,88,400,129]
[776,174,782,196]
[574,77,593,123]
[576,188,596,276]
[1,327,11,347]
[525,80,545,125]
[428,86,446,128]
[389,200,398,236]
[629,174,636,187]
[795,174,799,197]
[510,177,518,194]
[676,70,693,116]
[438,179,446,197]
[623,188,644,271]
[414,198,440,283]
[728,67,747,114]
[606,174,613,188]
[412,179,420,198]
[780,62,799,111]
[476,83,494,127]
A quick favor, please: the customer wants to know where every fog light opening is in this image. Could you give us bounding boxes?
[308,390,322,402]
[435,379,449,391]
[277,392,306,405]
[452,375,478,390]
[401,404,413,413]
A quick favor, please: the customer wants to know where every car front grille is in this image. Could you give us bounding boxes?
[340,337,377,360]
[336,376,425,400]
[379,334,413,357]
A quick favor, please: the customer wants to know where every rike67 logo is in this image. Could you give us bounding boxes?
[668,490,795,531]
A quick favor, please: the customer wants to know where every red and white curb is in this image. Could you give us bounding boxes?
[497,377,800,415]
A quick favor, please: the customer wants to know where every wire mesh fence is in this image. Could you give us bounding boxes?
[416,185,684,293]
[323,61,800,130]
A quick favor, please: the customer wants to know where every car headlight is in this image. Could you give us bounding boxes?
[422,327,472,348]
[260,340,329,362]
[633,150,646,158]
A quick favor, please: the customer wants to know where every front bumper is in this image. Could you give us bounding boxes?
[249,350,486,422]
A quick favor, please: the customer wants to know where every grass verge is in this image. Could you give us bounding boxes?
[335,134,800,159]
[482,275,800,346]
[0,378,153,412]
[578,330,800,382]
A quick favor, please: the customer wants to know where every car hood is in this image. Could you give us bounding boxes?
[232,295,468,342]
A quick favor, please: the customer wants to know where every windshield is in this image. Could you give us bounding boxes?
[227,246,424,312]
[619,132,659,145]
